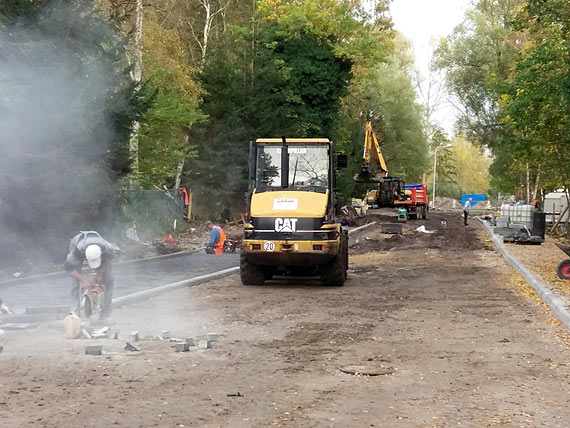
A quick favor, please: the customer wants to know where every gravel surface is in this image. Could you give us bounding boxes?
[1,211,569,427]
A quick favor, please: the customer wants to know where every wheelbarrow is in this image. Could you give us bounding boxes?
[555,242,570,280]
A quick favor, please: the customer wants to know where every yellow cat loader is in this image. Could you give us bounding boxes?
[240,138,348,286]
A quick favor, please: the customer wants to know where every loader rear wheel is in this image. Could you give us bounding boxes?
[321,234,348,286]
[240,253,266,285]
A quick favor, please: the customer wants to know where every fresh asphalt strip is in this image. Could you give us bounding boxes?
[0,247,206,289]
[479,218,570,331]
[112,221,378,308]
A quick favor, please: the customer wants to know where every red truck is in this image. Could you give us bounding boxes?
[394,184,429,220]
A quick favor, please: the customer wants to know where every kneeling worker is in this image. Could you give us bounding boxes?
[64,231,115,319]
[205,221,226,254]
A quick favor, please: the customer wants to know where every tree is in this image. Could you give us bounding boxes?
[449,135,491,195]
[135,13,205,188]
[184,0,394,219]
[434,0,525,149]
[337,33,428,202]
[498,0,570,196]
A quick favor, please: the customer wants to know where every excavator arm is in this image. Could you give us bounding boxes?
[354,121,388,183]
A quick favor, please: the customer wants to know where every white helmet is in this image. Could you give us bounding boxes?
[85,244,102,269]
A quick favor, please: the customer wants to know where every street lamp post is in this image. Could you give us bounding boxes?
[432,144,452,209]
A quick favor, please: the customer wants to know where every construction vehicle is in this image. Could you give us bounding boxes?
[394,184,429,220]
[355,122,405,208]
[241,138,348,286]
[365,176,405,208]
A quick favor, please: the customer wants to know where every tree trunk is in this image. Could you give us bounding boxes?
[174,133,189,190]
[526,163,530,203]
[129,0,143,185]
[532,170,540,202]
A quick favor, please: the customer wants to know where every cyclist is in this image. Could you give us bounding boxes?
[64,231,115,319]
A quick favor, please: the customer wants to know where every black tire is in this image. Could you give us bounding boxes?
[556,259,570,280]
[321,234,347,286]
[408,211,417,220]
[264,267,276,280]
[240,253,266,285]
[424,206,428,220]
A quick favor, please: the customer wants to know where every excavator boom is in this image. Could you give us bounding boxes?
[354,122,388,183]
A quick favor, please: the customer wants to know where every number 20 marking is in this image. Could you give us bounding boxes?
[264,241,275,251]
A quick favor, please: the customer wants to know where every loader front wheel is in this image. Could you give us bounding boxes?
[321,234,348,286]
[240,253,266,285]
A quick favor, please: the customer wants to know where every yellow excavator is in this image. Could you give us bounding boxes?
[354,122,389,183]
[355,122,404,208]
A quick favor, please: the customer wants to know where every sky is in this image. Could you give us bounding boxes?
[389,0,473,134]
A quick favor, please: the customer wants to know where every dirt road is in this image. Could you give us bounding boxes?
[1,211,569,427]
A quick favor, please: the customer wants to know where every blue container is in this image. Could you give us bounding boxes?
[461,194,486,208]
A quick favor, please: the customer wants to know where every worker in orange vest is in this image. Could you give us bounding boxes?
[205,221,226,254]
[179,187,189,219]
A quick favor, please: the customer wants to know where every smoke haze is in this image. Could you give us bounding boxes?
[0,1,133,270]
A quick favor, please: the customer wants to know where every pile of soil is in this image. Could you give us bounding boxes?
[434,196,461,210]
[350,210,485,254]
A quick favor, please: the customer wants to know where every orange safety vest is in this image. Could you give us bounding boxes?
[180,187,189,205]
[213,226,226,255]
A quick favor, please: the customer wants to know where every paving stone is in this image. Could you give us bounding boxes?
[124,342,140,352]
[175,343,190,352]
[185,338,195,346]
[25,306,70,315]
[159,330,171,340]
[198,339,211,349]
[128,331,139,342]
[91,333,107,340]
[207,333,220,341]
[85,345,102,355]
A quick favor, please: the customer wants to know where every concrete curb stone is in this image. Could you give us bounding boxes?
[479,218,570,331]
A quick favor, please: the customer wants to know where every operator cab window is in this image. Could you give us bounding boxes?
[255,145,329,191]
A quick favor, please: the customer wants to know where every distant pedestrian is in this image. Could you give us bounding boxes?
[463,197,472,226]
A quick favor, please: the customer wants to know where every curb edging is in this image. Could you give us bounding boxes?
[479,218,570,331]
[112,266,240,307]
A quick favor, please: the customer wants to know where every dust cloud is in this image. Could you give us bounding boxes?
[0,2,131,271]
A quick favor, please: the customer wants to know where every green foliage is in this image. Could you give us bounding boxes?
[434,0,524,149]
[498,1,570,191]
[186,1,376,219]
[336,34,428,202]
[136,15,206,188]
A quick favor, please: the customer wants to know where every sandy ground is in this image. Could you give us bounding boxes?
[1,211,570,428]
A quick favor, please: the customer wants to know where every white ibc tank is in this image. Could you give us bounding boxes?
[499,204,535,227]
